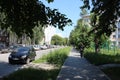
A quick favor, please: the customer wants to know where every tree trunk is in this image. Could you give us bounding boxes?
[94,38,100,53]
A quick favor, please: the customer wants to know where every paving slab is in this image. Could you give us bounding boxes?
[57,48,110,80]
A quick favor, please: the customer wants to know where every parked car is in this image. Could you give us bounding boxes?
[49,45,56,48]
[1,48,9,53]
[40,45,47,50]
[0,44,9,53]
[32,45,40,51]
[8,45,20,52]
[8,46,36,64]
[0,44,4,51]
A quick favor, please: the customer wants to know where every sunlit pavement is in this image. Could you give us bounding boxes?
[57,48,110,80]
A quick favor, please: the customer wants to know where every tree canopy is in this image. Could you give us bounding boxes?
[32,25,44,44]
[0,0,72,37]
[69,19,92,49]
[81,0,120,36]
[51,35,64,45]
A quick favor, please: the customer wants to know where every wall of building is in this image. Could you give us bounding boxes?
[110,18,120,48]
[44,25,56,45]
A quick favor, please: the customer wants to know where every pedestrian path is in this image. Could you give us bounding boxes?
[57,48,110,80]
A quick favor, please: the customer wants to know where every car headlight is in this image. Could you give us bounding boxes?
[21,55,27,59]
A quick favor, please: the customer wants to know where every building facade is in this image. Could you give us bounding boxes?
[110,18,120,48]
[82,15,120,48]
[44,25,56,45]
[0,29,9,48]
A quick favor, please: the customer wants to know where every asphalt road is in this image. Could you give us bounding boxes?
[0,48,58,78]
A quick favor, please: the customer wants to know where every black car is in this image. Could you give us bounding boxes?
[8,46,36,64]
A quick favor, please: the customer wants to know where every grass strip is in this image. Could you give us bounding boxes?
[34,47,71,67]
[84,48,120,65]
[3,68,59,80]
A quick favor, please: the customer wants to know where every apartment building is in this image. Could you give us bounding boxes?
[44,25,56,45]
[110,18,120,48]
[82,15,120,48]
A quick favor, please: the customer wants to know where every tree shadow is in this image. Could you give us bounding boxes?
[57,55,110,80]
[84,52,120,65]
[0,61,23,78]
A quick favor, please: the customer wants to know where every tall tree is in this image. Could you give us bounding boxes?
[63,37,69,45]
[81,0,120,36]
[51,35,64,45]
[32,25,44,44]
[69,19,92,49]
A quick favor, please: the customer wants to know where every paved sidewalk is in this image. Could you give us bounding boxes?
[57,48,110,80]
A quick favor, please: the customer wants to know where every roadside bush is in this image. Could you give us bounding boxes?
[46,47,71,66]
[34,47,71,67]
[84,48,120,65]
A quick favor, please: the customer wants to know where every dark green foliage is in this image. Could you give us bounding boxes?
[46,7,72,30]
[102,67,120,80]
[3,68,60,80]
[0,0,72,37]
[81,0,120,36]
[43,47,71,66]
[63,38,69,45]
[84,48,120,65]
[0,0,46,37]
[69,19,92,49]
[46,0,54,3]
[34,47,71,66]
[51,35,64,45]
[32,25,44,44]
[46,50,68,66]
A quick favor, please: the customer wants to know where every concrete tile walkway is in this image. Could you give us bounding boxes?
[57,48,110,80]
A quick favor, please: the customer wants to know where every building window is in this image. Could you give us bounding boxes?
[118,42,120,47]
[113,35,116,38]
[118,28,120,32]
[118,22,120,28]
[118,35,120,38]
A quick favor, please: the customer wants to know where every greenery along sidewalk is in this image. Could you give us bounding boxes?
[84,48,120,80]
[34,47,71,67]
[84,48,120,65]
[3,47,71,80]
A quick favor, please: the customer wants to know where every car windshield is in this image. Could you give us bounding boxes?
[17,47,29,52]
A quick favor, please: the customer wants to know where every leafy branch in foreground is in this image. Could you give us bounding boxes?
[81,0,120,37]
[0,0,72,37]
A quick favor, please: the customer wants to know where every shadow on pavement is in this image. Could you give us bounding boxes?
[57,48,110,80]
[0,61,23,78]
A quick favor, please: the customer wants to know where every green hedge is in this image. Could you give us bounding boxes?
[84,48,120,65]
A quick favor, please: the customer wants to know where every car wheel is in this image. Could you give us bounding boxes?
[26,58,30,64]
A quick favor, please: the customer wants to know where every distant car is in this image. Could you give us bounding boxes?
[0,44,4,51]
[40,45,47,50]
[8,47,36,64]
[0,44,9,53]
[49,45,56,48]
[32,45,40,51]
